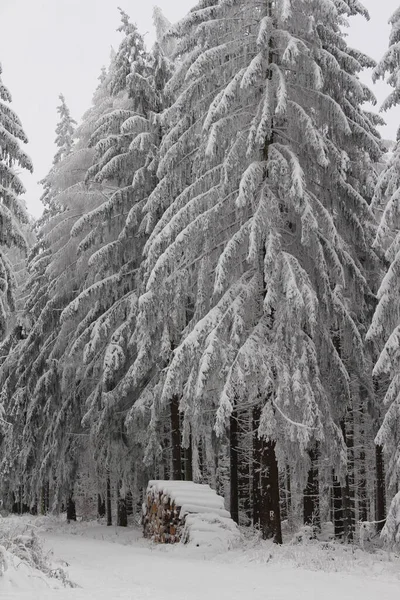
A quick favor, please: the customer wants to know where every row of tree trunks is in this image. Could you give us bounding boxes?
[168,396,386,545]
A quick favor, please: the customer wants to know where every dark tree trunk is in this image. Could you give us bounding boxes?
[106,473,112,526]
[40,486,46,515]
[97,493,106,518]
[198,438,204,482]
[260,440,282,544]
[170,395,182,480]
[330,415,356,542]
[303,446,320,528]
[12,492,19,514]
[375,444,386,532]
[184,434,193,481]
[41,481,50,515]
[238,410,252,523]
[66,496,76,522]
[126,491,134,516]
[285,466,291,522]
[332,472,344,539]
[252,406,262,527]
[342,417,355,542]
[117,484,128,527]
[358,401,368,522]
[230,409,239,524]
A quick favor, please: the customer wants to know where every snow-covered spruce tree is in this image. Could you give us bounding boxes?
[122,0,382,541]
[57,12,173,520]
[0,86,108,512]
[367,6,400,494]
[153,6,176,59]
[97,0,226,487]
[0,62,32,335]
[39,94,77,215]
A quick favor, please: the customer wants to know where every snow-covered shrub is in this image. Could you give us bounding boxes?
[0,520,73,585]
[0,523,51,574]
[0,545,7,576]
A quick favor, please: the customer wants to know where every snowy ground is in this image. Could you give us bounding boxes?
[1,516,400,599]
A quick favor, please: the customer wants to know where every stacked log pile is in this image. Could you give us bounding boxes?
[143,480,236,545]
[143,489,181,543]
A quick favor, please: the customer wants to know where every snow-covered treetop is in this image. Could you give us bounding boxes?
[39,94,76,212]
[373,7,400,114]
[153,6,176,58]
[110,8,146,97]
[0,62,32,213]
[0,62,31,334]
[53,94,77,165]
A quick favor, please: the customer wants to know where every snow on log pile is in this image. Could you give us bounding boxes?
[143,480,240,548]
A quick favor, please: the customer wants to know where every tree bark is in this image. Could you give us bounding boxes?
[252,406,262,527]
[342,417,355,542]
[358,401,368,522]
[259,440,282,544]
[66,496,76,522]
[106,473,112,526]
[117,484,128,527]
[375,444,386,532]
[170,395,182,480]
[97,493,106,518]
[184,434,193,481]
[41,481,50,515]
[230,409,239,524]
[332,472,344,539]
[303,446,320,528]
[238,409,252,523]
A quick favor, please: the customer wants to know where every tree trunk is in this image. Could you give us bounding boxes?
[238,409,252,523]
[230,409,239,524]
[358,401,368,522]
[260,440,282,544]
[252,406,262,527]
[342,417,355,542]
[303,446,320,528]
[106,473,112,526]
[184,435,193,481]
[170,395,182,480]
[117,484,128,527]
[332,472,344,539]
[97,493,106,518]
[375,444,386,532]
[285,465,291,523]
[66,496,76,522]
[41,481,50,515]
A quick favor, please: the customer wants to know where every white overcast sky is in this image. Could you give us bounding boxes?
[0,0,399,218]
